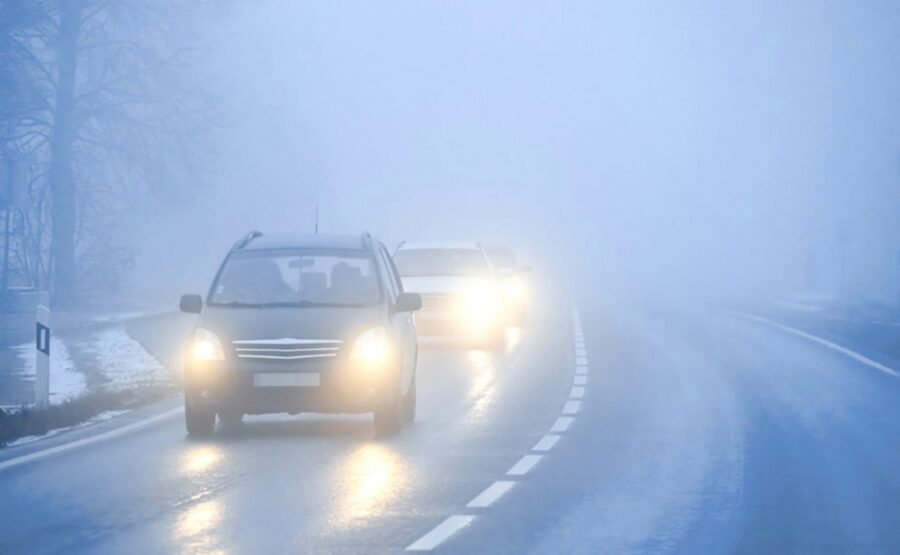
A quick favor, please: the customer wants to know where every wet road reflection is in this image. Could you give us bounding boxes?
[504,326,524,354]
[176,499,223,552]
[180,445,223,476]
[334,444,408,526]
[466,349,498,421]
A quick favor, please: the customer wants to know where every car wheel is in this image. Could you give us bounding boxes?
[402,374,417,423]
[218,410,243,428]
[185,394,215,436]
[374,390,402,436]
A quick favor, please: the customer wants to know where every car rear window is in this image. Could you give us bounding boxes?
[393,249,491,278]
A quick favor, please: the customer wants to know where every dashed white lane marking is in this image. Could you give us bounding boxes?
[507,454,543,476]
[406,515,476,551]
[0,407,183,473]
[734,311,900,379]
[407,306,588,551]
[532,434,560,452]
[551,416,574,432]
[466,481,517,508]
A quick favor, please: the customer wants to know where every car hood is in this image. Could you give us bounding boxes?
[198,305,384,344]
[400,276,494,295]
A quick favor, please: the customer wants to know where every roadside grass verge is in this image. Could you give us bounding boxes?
[0,385,177,447]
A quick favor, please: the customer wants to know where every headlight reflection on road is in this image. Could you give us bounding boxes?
[466,350,497,421]
[180,445,223,476]
[177,499,222,545]
[504,326,523,354]
[334,444,407,525]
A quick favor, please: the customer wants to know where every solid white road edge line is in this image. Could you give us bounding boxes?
[551,416,574,432]
[0,407,183,473]
[733,311,900,378]
[466,481,517,508]
[533,434,560,452]
[406,515,477,551]
[507,455,543,476]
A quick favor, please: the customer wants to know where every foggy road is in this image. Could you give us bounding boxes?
[1,296,899,554]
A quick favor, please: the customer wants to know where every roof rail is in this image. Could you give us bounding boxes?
[232,230,263,250]
[361,230,373,249]
[395,240,407,251]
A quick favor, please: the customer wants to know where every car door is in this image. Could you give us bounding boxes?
[378,244,416,390]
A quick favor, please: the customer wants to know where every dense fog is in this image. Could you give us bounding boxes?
[119,1,900,306]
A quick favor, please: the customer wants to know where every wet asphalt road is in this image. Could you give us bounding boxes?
[0,294,899,554]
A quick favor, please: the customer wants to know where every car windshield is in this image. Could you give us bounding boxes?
[209,249,380,307]
[393,248,491,277]
[485,247,517,271]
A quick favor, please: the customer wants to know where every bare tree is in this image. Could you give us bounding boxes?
[3,0,226,306]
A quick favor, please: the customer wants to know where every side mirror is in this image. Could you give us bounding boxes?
[393,292,422,313]
[180,294,203,314]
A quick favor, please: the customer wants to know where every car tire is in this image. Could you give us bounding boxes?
[402,374,417,423]
[218,410,243,428]
[374,390,402,436]
[185,394,215,436]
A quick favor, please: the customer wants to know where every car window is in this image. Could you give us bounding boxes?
[393,248,492,277]
[209,249,380,307]
[485,248,517,271]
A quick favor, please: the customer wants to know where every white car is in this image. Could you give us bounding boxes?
[393,242,506,346]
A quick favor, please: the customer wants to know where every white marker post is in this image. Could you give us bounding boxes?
[35,304,50,407]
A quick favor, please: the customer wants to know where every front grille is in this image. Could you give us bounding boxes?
[232,338,342,360]
[419,293,457,312]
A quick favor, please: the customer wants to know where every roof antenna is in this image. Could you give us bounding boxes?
[315,205,319,234]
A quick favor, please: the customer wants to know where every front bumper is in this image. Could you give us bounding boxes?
[413,311,504,342]
[184,358,397,415]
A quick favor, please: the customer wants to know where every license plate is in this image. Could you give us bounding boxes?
[253,373,320,387]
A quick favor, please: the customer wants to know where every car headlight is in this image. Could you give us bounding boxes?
[501,276,527,304]
[457,285,500,325]
[350,326,391,366]
[190,328,225,361]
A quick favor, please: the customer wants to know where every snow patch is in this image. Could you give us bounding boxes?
[80,328,167,390]
[14,337,85,405]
